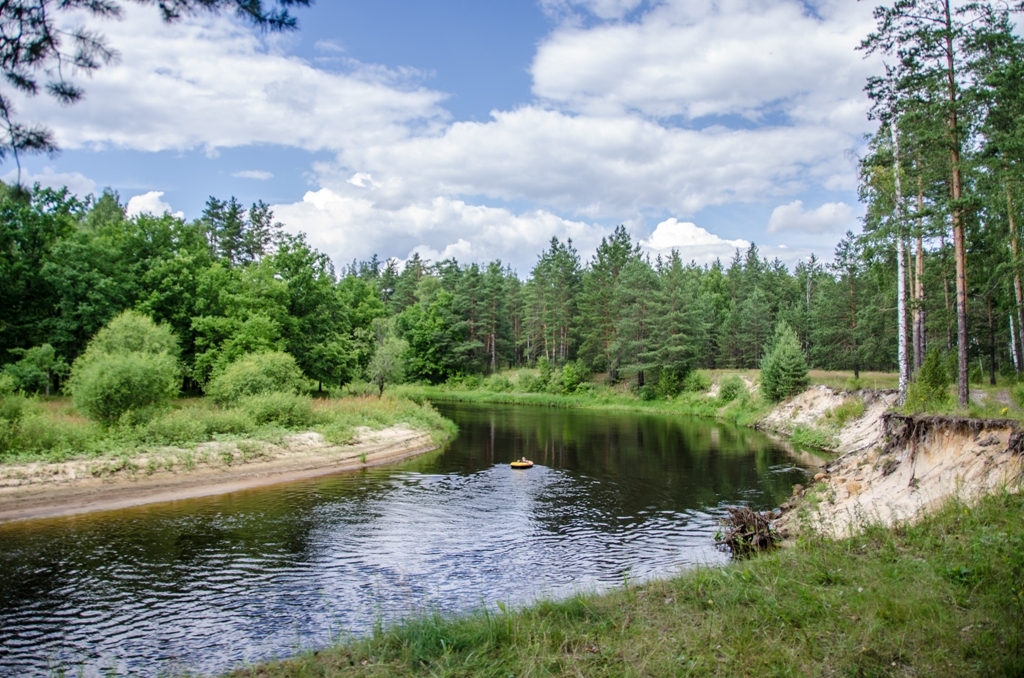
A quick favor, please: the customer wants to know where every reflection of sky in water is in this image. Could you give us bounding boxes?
[0,404,807,677]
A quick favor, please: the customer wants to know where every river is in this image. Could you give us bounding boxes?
[0,402,809,677]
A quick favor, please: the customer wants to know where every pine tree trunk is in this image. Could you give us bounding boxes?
[941,232,953,351]
[944,2,969,409]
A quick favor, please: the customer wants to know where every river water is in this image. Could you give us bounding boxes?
[0,402,809,677]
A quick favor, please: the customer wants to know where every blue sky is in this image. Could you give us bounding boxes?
[10,0,881,273]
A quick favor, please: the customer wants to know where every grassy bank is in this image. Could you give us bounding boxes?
[230,490,1024,677]
[0,394,456,465]
[391,382,771,429]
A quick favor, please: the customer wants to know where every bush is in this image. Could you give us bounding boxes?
[238,392,316,428]
[718,375,746,403]
[484,374,513,392]
[824,397,865,428]
[548,360,588,395]
[760,323,809,402]
[137,407,256,445]
[682,370,712,393]
[905,348,952,413]
[69,352,180,425]
[81,310,179,360]
[0,372,16,396]
[14,413,100,456]
[655,370,682,398]
[205,351,304,404]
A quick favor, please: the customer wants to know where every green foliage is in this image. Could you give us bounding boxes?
[790,424,838,450]
[548,360,588,394]
[80,310,180,361]
[483,374,513,392]
[136,407,255,445]
[3,344,68,394]
[682,370,712,393]
[717,375,746,403]
[69,352,180,425]
[0,373,16,396]
[759,323,809,402]
[238,392,316,428]
[205,351,304,404]
[904,348,952,413]
[366,320,407,396]
[823,397,865,428]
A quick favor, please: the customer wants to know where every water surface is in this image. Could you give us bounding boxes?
[0,403,808,676]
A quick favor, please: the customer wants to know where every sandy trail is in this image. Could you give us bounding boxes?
[0,426,438,523]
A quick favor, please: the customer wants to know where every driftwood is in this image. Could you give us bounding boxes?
[716,506,779,558]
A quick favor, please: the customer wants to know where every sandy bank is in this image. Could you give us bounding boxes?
[760,386,1024,538]
[0,425,439,523]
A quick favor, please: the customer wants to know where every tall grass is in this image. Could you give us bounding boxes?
[0,395,455,465]
[229,489,1024,677]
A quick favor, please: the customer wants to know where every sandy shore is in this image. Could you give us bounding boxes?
[0,425,439,523]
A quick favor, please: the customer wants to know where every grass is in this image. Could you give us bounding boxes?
[227,489,1024,677]
[390,374,771,429]
[0,394,455,465]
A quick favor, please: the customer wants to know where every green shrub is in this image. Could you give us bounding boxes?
[69,352,180,425]
[824,397,865,428]
[2,344,68,395]
[905,348,952,413]
[655,369,682,398]
[238,392,315,428]
[536,357,553,389]
[0,394,30,423]
[462,374,482,390]
[205,351,304,404]
[12,413,100,457]
[760,323,809,402]
[484,374,513,392]
[791,425,838,451]
[82,310,179,360]
[0,372,16,396]
[682,370,712,393]
[718,375,746,403]
[558,360,588,394]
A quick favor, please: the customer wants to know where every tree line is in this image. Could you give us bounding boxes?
[6,0,1024,402]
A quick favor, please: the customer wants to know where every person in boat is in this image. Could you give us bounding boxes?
[520,456,528,463]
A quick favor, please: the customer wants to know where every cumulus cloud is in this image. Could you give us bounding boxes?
[18,6,448,153]
[1,167,97,196]
[323,107,856,218]
[272,188,607,273]
[532,0,877,130]
[641,218,749,263]
[126,191,184,219]
[767,200,855,234]
[232,170,274,180]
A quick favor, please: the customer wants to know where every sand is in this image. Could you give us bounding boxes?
[0,426,439,523]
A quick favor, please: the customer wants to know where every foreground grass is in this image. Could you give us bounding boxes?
[229,490,1024,677]
[0,395,456,465]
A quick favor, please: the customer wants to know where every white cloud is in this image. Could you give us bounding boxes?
[767,200,855,234]
[272,189,607,273]
[532,0,877,129]
[232,170,274,180]
[326,106,856,218]
[1,167,97,196]
[19,6,448,153]
[126,191,184,219]
[641,218,750,263]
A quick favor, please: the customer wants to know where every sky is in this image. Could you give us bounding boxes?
[7,0,883,274]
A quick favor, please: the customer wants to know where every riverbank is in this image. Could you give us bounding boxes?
[392,382,772,429]
[0,396,456,523]
[229,488,1024,677]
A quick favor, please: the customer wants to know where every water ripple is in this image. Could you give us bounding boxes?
[0,403,807,677]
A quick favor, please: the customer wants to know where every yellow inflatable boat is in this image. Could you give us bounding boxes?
[510,459,534,469]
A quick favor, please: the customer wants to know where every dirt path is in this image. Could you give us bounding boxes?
[0,426,438,523]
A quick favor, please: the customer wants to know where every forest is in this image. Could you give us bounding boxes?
[3,1,1024,409]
